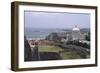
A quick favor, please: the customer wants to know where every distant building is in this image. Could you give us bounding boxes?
[60,26,86,42]
[46,25,89,43]
[61,33,71,42]
[71,25,85,41]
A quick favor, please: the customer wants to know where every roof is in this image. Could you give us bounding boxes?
[72,25,80,31]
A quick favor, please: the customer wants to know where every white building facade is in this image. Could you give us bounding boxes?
[71,26,85,41]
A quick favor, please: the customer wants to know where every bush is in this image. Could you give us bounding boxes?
[66,40,90,49]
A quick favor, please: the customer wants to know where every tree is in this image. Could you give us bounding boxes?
[85,32,90,41]
[46,32,61,42]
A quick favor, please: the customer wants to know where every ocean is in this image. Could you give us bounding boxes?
[25,28,66,40]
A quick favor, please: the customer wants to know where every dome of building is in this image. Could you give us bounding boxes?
[72,25,80,31]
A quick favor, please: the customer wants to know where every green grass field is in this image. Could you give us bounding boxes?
[38,44,82,59]
[38,45,63,52]
[61,51,81,59]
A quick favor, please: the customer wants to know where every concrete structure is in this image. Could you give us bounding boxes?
[24,37,39,61]
[46,25,89,44]
[71,26,85,41]
[60,26,86,42]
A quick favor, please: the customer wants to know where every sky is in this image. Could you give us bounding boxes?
[24,11,90,29]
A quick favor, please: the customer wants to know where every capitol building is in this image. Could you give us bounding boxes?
[46,25,89,44]
[71,26,85,41]
[59,26,88,43]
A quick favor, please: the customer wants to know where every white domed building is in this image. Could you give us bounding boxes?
[72,26,80,31]
[71,26,85,41]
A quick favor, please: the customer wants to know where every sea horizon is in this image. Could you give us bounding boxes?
[25,27,90,40]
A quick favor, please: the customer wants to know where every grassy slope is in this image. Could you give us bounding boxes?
[38,45,63,52]
[38,44,82,59]
[61,51,81,59]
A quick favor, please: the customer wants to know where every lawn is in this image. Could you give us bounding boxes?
[38,45,63,53]
[38,44,83,60]
[61,51,81,59]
